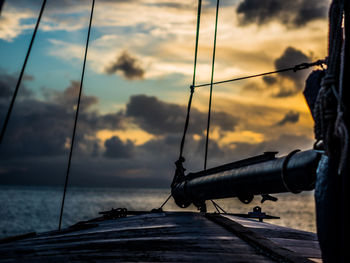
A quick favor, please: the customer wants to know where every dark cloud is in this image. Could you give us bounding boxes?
[213,111,240,132]
[0,70,33,99]
[262,75,277,85]
[240,82,265,94]
[139,132,314,176]
[236,0,328,28]
[145,2,196,9]
[0,72,15,99]
[125,94,239,135]
[275,47,311,83]
[104,51,145,80]
[0,70,313,188]
[0,74,124,159]
[275,110,300,126]
[0,131,314,188]
[273,47,312,97]
[273,89,298,98]
[241,47,313,98]
[44,80,98,111]
[104,136,134,158]
[233,134,313,157]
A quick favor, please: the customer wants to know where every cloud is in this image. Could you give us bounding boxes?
[0,131,314,188]
[125,94,239,135]
[1,0,198,81]
[275,47,311,83]
[0,70,33,100]
[236,0,328,28]
[274,47,312,96]
[104,51,145,80]
[0,71,17,99]
[228,133,313,160]
[0,74,124,159]
[275,110,300,126]
[0,82,240,187]
[0,0,140,41]
[43,80,98,112]
[0,99,74,158]
[104,136,134,158]
[249,47,313,98]
[262,76,277,85]
[0,8,34,41]
[0,69,314,188]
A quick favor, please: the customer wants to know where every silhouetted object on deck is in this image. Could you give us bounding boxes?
[172,150,320,211]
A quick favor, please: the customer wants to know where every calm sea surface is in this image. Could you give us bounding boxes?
[0,185,316,238]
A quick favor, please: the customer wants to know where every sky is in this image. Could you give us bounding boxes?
[0,0,329,188]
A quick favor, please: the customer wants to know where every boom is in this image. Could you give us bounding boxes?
[172,150,320,210]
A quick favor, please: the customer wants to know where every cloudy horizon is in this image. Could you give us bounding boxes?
[0,0,328,188]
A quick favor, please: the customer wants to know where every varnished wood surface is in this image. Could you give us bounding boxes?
[0,212,321,262]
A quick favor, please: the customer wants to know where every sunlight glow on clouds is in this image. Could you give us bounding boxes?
[0,0,330,187]
[97,129,155,146]
[0,8,34,41]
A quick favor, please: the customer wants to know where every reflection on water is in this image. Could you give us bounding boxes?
[0,185,315,238]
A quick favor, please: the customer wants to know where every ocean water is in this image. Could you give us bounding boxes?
[0,185,316,239]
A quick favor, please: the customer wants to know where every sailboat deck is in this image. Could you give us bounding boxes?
[0,212,321,262]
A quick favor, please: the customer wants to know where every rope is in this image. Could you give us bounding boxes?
[211,200,227,214]
[332,0,348,175]
[178,86,195,159]
[178,0,202,160]
[314,0,345,163]
[194,60,325,88]
[0,0,47,145]
[159,193,172,210]
[204,0,220,170]
[211,200,220,213]
[335,39,348,174]
[58,0,95,231]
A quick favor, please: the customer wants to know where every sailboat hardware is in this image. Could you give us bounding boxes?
[172,149,320,211]
[0,0,348,262]
[171,0,325,213]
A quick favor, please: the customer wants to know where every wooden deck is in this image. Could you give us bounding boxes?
[0,212,322,262]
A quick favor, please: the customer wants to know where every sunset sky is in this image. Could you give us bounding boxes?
[0,0,329,188]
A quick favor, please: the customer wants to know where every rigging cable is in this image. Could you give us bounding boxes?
[0,0,47,145]
[178,0,202,160]
[58,0,95,231]
[158,193,172,210]
[211,200,227,214]
[194,60,325,89]
[204,0,220,170]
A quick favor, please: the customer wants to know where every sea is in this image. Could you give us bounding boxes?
[0,185,317,239]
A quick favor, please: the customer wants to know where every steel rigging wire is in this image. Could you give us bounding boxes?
[194,60,325,89]
[204,0,220,170]
[178,0,202,161]
[58,0,95,231]
[0,0,47,145]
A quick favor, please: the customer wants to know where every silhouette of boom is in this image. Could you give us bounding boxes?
[172,150,320,209]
